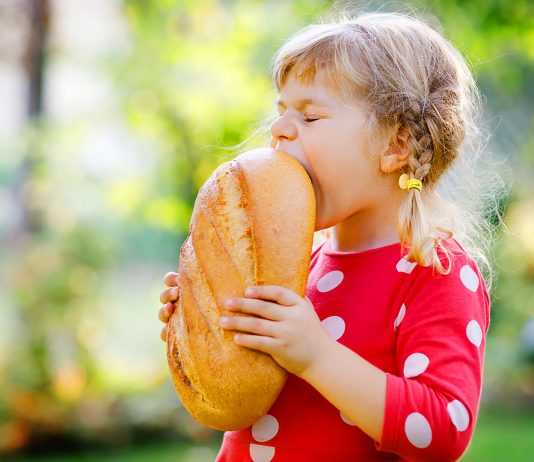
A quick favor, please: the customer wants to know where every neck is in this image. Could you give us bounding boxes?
[330,201,402,253]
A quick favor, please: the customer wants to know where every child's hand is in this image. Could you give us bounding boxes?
[219,286,333,377]
[158,271,180,342]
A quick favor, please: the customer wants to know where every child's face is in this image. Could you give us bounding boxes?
[271,68,392,231]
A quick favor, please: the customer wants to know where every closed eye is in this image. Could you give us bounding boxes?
[303,115,320,122]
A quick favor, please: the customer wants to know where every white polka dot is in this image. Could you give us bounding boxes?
[403,353,430,378]
[460,265,479,292]
[322,316,346,341]
[466,320,482,347]
[394,304,406,330]
[317,270,344,292]
[447,400,470,432]
[250,444,275,462]
[396,257,417,274]
[405,412,432,448]
[340,411,356,426]
[251,414,279,442]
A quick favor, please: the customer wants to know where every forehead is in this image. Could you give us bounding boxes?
[276,70,342,108]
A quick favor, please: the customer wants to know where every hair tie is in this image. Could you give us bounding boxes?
[399,173,422,192]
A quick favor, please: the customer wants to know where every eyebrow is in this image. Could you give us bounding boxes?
[274,97,330,109]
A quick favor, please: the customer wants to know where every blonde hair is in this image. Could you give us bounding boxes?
[223,9,508,290]
[223,12,510,289]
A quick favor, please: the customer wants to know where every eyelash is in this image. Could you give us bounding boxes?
[276,111,319,123]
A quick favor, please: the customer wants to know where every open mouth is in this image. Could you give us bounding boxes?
[296,160,314,187]
[304,167,313,184]
[275,148,312,182]
[300,164,313,183]
[297,162,313,185]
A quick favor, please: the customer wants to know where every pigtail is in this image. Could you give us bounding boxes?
[269,11,501,284]
[398,99,454,273]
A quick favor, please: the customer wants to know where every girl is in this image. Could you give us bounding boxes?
[158,10,495,462]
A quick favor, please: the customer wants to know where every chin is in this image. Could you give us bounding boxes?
[315,206,356,231]
[313,204,324,231]
[314,213,336,232]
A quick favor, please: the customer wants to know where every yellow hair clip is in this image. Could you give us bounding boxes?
[399,174,422,192]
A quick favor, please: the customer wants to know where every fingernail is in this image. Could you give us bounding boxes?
[225,298,233,306]
[219,317,229,326]
[245,287,254,296]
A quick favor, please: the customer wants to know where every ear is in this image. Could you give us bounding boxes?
[380,124,411,174]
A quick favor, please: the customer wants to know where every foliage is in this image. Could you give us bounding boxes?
[0,0,533,456]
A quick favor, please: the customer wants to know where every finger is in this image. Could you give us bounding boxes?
[163,272,180,287]
[233,333,282,355]
[220,313,278,337]
[159,303,174,323]
[160,324,168,342]
[225,297,286,321]
[244,285,301,306]
[160,286,179,304]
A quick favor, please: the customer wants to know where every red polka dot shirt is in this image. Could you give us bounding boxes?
[215,237,490,462]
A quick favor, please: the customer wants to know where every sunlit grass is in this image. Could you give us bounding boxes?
[461,407,534,461]
[6,408,534,461]
[6,439,223,462]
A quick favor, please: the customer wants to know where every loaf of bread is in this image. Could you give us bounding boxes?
[166,147,316,431]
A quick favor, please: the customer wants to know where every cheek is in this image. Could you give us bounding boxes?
[312,181,346,230]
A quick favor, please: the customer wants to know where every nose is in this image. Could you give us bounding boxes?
[270,113,297,144]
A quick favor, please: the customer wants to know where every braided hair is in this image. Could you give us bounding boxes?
[271,10,489,275]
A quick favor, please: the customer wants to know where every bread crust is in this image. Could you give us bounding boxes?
[166,148,316,430]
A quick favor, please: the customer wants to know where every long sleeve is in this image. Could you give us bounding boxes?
[376,250,490,461]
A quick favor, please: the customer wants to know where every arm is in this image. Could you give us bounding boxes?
[301,252,489,462]
[376,256,489,462]
[300,337,387,442]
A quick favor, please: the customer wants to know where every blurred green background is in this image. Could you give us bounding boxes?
[0,0,533,460]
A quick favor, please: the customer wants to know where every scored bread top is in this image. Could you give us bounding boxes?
[194,147,316,300]
[233,149,316,295]
[168,147,316,430]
